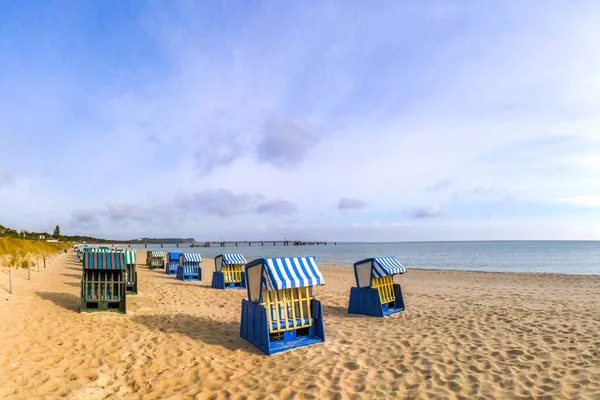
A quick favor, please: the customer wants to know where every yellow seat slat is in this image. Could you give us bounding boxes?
[261,287,313,333]
[372,275,396,305]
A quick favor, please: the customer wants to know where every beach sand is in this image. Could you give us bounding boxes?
[1,250,599,399]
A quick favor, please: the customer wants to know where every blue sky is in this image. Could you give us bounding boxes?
[1,1,599,241]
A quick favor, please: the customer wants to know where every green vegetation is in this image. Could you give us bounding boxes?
[0,224,53,241]
[0,223,195,245]
[0,237,71,270]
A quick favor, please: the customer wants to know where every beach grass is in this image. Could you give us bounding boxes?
[0,237,71,269]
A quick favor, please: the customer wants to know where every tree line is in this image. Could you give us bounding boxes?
[0,223,195,244]
[0,224,62,241]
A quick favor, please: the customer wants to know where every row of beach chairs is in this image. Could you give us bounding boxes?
[145,251,246,289]
[74,246,406,355]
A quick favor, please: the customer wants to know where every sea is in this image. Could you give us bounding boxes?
[128,241,600,275]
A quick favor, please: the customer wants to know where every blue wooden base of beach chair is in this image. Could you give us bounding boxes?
[271,317,311,330]
[176,266,202,281]
[166,261,179,275]
[348,284,405,317]
[211,272,246,289]
[240,299,325,355]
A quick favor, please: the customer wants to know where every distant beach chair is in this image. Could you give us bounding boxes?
[211,254,247,289]
[145,250,152,267]
[240,257,326,355]
[166,252,182,275]
[123,250,138,294]
[149,251,165,270]
[79,247,96,264]
[347,257,406,317]
[76,246,86,260]
[176,253,202,281]
[80,252,126,313]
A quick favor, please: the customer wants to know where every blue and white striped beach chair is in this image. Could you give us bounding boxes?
[240,257,326,355]
[166,252,181,275]
[176,253,202,281]
[348,257,406,317]
[211,254,246,289]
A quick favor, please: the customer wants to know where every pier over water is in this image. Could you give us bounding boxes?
[130,241,335,248]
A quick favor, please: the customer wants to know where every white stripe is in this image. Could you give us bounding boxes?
[380,258,393,274]
[266,259,284,291]
[307,257,325,285]
[184,253,201,262]
[223,254,246,264]
[275,258,293,289]
[259,257,326,290]
[372,260,386,277]
[292,258,309,287]
[372,257,405,277]
[284,258,303,289]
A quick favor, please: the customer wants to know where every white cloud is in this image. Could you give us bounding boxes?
[554,196,600,208]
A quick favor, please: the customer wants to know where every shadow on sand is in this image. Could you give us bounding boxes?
[61,273,81,279]
[322,303,350,317]
[36,291,80,312]
[148,273,178,280]
[131,313,262,354]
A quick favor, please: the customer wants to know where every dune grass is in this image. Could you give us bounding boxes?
[0,237,71,269]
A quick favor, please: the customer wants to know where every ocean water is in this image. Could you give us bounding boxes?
[129,241,600,275]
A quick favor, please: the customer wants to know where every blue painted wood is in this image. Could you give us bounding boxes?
[176,266,202,281]
[347,284,406,317]
[312,299,326,340]
[388,283,406,316]
[211,271,246,289]
[240,298,325,355]
[166,259,179,275]
[240,299,270,354]
[211,271,225,289]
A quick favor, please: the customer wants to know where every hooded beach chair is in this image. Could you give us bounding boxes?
[240,257,326,355]
[76,245,83,259]
[123,250,138,294]
[79,247,97,265]
[166,252,182,275]
[80,252,126,313]
[348,257,406,317]
[149,251,165,270]
[176,253,202,281]
[211,254,247,289]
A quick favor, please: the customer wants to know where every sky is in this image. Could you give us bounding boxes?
[1,1,599,241]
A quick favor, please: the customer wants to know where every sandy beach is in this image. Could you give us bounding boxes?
[1,250,599,399]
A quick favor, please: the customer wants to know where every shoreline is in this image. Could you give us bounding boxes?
[321,263,600,277]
